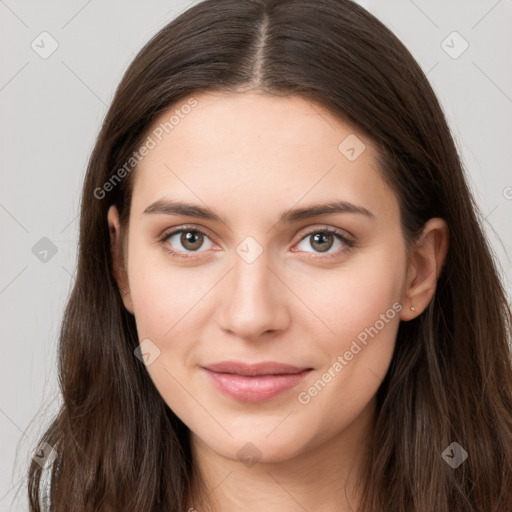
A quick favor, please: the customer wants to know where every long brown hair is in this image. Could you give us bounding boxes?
[27,0,512,510]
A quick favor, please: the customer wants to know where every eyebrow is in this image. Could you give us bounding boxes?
[143,198,375,225]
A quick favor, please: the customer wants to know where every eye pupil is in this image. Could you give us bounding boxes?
[311,233,333,252]
[181,231,203,251]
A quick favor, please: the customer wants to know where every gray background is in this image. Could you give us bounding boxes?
[1,1,511,510]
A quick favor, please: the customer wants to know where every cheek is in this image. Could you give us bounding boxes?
[291,243,404,406]
[126,245,210,416]
[127,239,198,331]
[127,243,223,377]
[292,243,405,343]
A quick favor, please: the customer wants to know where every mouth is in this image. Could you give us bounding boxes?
[201,361,313,402]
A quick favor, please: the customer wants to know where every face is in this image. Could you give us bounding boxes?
[109,91,412,464]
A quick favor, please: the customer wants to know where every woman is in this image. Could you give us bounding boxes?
[28,0,512,510]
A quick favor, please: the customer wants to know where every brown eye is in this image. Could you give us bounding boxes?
[310,232,334,252]
[295,228,354,257]
[161,228,214,255]
[180,230,204,251]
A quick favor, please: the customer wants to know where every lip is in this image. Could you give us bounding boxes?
[204,361,310,376]
[201,361,313,402]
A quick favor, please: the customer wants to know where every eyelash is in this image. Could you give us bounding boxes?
[158,225,356,260]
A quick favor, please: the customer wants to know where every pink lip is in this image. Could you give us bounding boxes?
[201,361,313,402]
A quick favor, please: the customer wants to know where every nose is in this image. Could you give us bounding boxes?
[216,251,291,340]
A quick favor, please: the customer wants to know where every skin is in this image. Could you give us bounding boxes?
[108,90,449,512]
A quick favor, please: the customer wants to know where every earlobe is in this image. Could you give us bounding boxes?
[107,205,134,314]
[400,218,449,321]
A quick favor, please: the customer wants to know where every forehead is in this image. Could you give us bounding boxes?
[130,91,398,224]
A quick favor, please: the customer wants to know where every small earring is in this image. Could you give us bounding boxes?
[410,306,415,312]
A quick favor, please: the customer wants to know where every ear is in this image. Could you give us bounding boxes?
[107,205,134,314]
[400,217,449,321]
